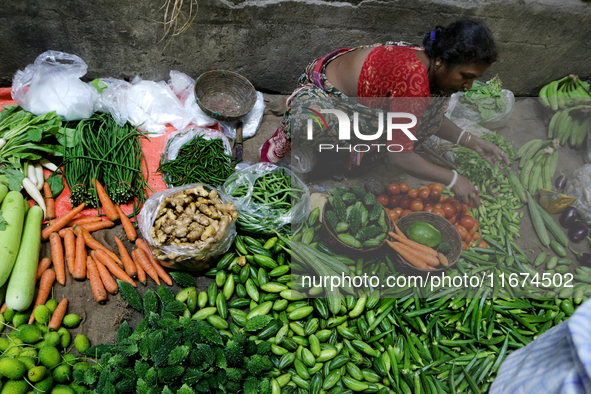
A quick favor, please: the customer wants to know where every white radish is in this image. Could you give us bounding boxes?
[22,177,46,219]
[26,164,38,188]
[38,158,58,172]
[34,164,44,190]
[0,138,6,150]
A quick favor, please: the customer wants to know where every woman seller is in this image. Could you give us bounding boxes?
[260,19,510,207]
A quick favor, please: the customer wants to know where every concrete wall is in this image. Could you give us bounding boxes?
[0,0,590,95]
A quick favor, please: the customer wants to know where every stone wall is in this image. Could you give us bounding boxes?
[0,0,590,95]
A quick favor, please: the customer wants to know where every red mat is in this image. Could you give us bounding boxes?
[0,87,220,220]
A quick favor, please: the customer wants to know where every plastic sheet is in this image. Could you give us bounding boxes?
[565,164,591,226]
[222,163,311,234]
[94,78,132,126]
[11,51,97,121]
[138,183,237,271]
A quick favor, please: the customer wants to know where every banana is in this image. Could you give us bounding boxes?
[579,79,591,92]
[569,118,582,148]
[529,157,545,195]
[548,110,563,139]
[548,80,559,111]
[556,83,567,109]
[573,78,591,105]
[539,84,551,108]
[520,159,535,189]
[519,139,547,168]
[558,111,573,146]
[574,117,591,149]
[546,150,559,186]
[517,139,541,158]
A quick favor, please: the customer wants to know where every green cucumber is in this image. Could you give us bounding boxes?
[6,206,44,311]
[550,240,566,257]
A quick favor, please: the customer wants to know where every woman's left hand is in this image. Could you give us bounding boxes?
[471,137,510,168]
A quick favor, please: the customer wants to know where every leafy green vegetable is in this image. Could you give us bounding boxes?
[0,168,24,191]
[46,171,64,199]
[460,76,507,120]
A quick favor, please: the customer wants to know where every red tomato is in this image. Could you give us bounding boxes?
[463,211,473,217]
[461,204,470,214]
[441,203,455,218]
[387,210,399,224]
[445,197,456,203]
[469,221,479,236]
[447,215,457,224]
[462,241,468,251]
[399,183,409,194]
[393,207,403,215]
[477,240,488,249]
[460,216,476,231]
[472,232,481,241]
[400,209,413,218]
[432,208,445,218]
[451,201,462,214]
[454,225,468,240]
[439,194,446,203]
[418,188,431,202]
[429,189,441,202]
[464,233,472,244]
[418,185,429,191]
[377,194,390,207]
[389,195,400,209]
[468,196,482,208]
[408,189,418,199]
[423,200,434,208]
[424,206,434,213]
[434,203,442,209]
[430,183,444,192]
[399,195,412,209]
[387,183,401,196]
[410,199,424,212]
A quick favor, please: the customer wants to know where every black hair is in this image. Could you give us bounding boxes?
[423,19,498,68]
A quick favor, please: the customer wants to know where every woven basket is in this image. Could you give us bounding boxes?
[194,70,257,121]
[322,205,391,253]
[392,212,462,272]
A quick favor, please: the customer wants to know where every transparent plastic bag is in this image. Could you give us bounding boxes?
[446,83,515,130]
[565,164,591,226]
[160,126,233,188]
[11,51,98,121]
[168,71,218,128]
[94,78,131,126]
[222,163,311,234]
[126,76,192,136]
[138,183,237,271]
[218,91,266,140]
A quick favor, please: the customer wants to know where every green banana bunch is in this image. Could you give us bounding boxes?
[548,106,591,148]
[539,75,591,110]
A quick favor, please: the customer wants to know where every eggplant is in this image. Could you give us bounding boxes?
[560,206,578,228]
[568,221,589,242]
[569,247,591,266]
[555,174,567,190]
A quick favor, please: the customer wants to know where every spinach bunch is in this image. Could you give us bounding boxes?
[460,76,507,120]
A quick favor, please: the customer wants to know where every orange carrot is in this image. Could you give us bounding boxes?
[93,248,136,287]
[394,224,407,239]
[387,240,432,270]
[50,232,66,286]
[42,203,86,240]
[393,242,440,267]
[136,239,172,286]
[92,179,119,222]
[63,229,76,276]
[437,252,449,267]
[91,253,118,295]
[66,217,102,227]
[72,232,87,281]
[75,226,122,265]
[132,249,160,286]
[36,257,52,282]
[29,269,56,324]
[86,256,107,303]
[48,298,68,331]
[44,182,54,219]
[388,231,438,257]
[115,205,137,242]
[0,303,6,313]
[132,250,147,285]
[59,220,115,237]
[114,237,137,278]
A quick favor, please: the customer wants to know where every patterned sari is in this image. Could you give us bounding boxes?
[260,42,450,170]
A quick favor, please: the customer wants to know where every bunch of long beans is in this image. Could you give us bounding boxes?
[62,113,150,215]
[158,134,236,187]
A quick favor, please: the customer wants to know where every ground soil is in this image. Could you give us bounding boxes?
[38,95,589,352]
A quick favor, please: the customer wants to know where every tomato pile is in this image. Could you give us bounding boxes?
[378,182,487,250]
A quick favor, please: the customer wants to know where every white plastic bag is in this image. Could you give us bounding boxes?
[218,91,266,140]
[565,164,591,226]
[11,51,97,121]
[94,78,131,126]
[168,71,217,127]
[126,76,192,136]
[138,183,237,272]
[222,163,311,234]
[446,82,515,130]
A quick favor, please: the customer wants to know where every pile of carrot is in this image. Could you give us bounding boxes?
[387,224,449,270]
[38,180,171,305]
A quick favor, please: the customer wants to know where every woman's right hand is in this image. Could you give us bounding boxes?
[451,174,480,208]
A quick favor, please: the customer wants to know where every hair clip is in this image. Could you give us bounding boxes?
[430,30,436,41]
